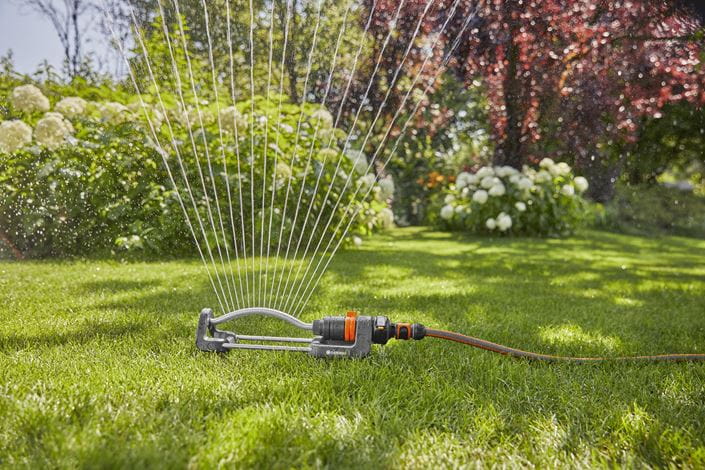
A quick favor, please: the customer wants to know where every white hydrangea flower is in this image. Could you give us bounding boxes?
[489,183,506,197]
[485,218,497,230]
[497,212,512,231]
[472,189,488,204]
[311,108,334,128]
[317,148,339,162]
[379,208,395,229]
[352,236,362,247]
[481,176,499,189]
[318,128,338,143]
[35,112,74,149]
[378,176,395,199]
[454,205,465,214]
[509,173,522,184]
[515,201,527,212]
[461,187,470,198]
[444,194,455,204]
[456,171,476,189]
[353,159,369,175]
[440,204,454,220]
[574,176,589,193]
[100,102,131,125]
[275,161,292,180]
[55,96,87,118]
[561,184,575,196]
[0,120,33,153]
[345,149,369,175]
[517,177,533,190]
[476,166,494,178]
[10,84,50,114]
[219,106,246,134]
[535,170,552,184]
[539,157,555,169]
[344,149,365,161]
[554,161,571,176]
[547,161,566,176]
[357,173,376,190]
[495,165,518,178]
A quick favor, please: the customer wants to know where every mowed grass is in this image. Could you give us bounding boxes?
[1,228,705,468]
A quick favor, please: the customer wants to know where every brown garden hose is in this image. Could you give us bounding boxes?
[425,328,705,363]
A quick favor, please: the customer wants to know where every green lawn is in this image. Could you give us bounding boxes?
[2,228,705,468]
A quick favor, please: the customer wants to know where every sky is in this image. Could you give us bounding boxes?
[0,1,110,76]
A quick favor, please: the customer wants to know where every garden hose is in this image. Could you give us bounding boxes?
[196,308,705,361]
[423,328,705,363]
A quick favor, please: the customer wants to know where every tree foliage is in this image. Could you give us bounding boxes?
[372,0,705,201]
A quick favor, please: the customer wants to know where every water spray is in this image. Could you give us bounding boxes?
[196,308,705,362]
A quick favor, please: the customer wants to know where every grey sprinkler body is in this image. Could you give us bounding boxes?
[195,308,425,358]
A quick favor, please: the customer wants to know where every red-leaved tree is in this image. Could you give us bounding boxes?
[371,0,705,200]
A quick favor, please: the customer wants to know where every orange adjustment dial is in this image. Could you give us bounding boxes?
[344,311,357,342]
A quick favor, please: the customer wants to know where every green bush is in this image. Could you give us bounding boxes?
[598,184,705,238]
[431,158,590,237]
[0,81,391,258]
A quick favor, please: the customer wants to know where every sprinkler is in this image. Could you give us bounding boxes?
[196,308,705,362]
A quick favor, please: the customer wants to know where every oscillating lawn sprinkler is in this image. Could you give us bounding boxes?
[196,308,421,358]
[196,307,705,362]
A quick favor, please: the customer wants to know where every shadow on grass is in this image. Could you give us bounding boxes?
[80,279,163,294]
[0,320,144,352]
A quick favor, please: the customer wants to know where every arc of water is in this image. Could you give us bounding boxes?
[224,0,251,307]
[273,1,355,311]
[272,0,410,311]
[269,0,379,310]
[290,2,478,316]
[102,0,229,313]
[159,0,238,311]
[258,0,277,308]
[277,0,440,312]
[200,0,244,309]
[264,0,294,308]
[269,0,326,307]
[247,0,258,310]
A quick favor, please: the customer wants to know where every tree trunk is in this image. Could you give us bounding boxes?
[0,229,24,260]
[492,7,524,169]
[285,0,299,103]
[71,0,80,77]
[580,154,623,203]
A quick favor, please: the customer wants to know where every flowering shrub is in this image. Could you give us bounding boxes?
[433,159,590,237]
[0,81,392,257]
